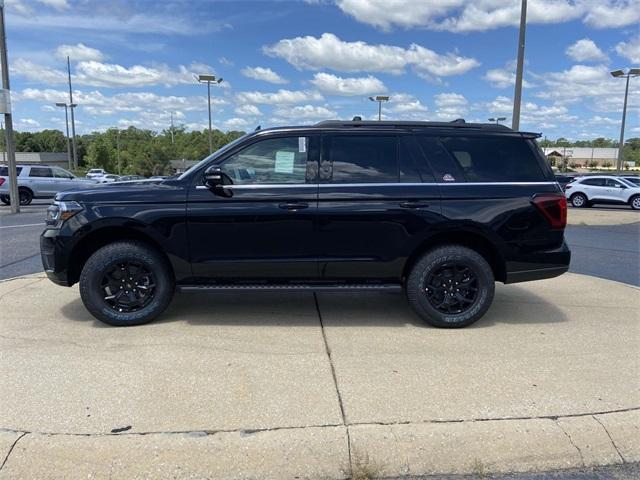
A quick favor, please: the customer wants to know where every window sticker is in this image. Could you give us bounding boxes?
[275,151,295,173]
[298,137,307,153]
[442,173,455,182]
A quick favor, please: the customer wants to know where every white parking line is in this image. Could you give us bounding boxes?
[0,223,44,229]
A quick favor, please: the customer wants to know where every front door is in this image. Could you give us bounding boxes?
[187,134,319,280]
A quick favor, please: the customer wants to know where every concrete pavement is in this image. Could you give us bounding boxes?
[0,272,638,479]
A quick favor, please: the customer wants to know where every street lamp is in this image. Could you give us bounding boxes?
[368,95,390,121]
[610,68,640,174]
[196,74,223,154]
[55,102,76,170]
[488,117,507,125]
[512,0,527,131]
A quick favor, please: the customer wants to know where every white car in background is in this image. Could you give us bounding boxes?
[565,175,640,210]
[98,174,121,183]
[86,168,108,179]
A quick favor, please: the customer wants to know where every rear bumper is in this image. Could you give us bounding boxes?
[504,241,571,284]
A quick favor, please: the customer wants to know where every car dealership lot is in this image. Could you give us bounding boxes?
[0,271,638,478]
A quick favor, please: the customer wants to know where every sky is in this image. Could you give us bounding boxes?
[4,0,640,140]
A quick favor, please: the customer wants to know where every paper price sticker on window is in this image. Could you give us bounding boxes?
[298,137,307,153]
[275,151,295,173]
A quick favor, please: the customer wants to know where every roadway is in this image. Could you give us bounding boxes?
[1,201,639,285]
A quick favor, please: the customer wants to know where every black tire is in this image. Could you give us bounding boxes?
[18,188,33,206]
[0,195,9,205]
[406,245,495,328]
[79,241,175,326]
[630,195,640,211]
[570,193,587,208]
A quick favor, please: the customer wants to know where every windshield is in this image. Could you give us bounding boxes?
[178,132,253,180]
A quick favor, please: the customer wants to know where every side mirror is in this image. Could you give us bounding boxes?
[203,166,233,196]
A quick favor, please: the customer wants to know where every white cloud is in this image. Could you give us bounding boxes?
[224,117,254,130]
[310,72,386,96]
[483,61,533,88]
[565,38,608,62]
[236,89,324,105]
[55,43,105,62]
[15,118,41,130]
[234,104,262,116]
[241,66,288,85]
[615,36,640,63]
[264,33,479,78]
[335,0,640,32]
[273,104,337,121]
[434,93,468,120]
[11,58,219,88]
[39,0,69,10]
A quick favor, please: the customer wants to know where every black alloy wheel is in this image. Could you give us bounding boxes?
[100,261,156,313]
[424,262,479,315]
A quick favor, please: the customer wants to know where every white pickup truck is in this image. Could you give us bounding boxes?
[0,165,97,205]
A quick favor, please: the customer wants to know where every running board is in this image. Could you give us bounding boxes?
[177,283,402,293]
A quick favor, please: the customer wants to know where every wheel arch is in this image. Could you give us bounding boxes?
[67,225,176,286]
[403,230,506,283]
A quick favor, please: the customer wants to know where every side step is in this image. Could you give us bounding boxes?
[177,283,402,293]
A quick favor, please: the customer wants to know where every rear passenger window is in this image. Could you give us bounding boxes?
[325,135,397,183]
[581,178,605,186]
[438,136,545,182]
[28,167,53,178]
[416,136,465,182]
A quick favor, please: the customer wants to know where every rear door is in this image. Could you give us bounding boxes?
[27,166,55,196]
[317,132,441,281]
[580,178,606,200]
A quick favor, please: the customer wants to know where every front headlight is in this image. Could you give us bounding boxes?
[46,201,83,227]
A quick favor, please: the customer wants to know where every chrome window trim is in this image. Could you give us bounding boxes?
[195,181,557,190]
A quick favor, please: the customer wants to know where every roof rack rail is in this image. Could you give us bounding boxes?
[313,119,512,131]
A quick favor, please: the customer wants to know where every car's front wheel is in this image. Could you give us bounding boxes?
[570,193,588,208]
[79,241,175,326]
[406,245,495,328]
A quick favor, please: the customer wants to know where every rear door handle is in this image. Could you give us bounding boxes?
[399,201,429,209]
[279,202,309,210]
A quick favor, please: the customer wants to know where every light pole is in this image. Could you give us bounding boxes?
[369,95,390,121]
[169,111,175,145]
[488,117,507,125]
[55,102,75,170]
[0,0,18,213]
[512,0,527,131]
[196,74,223,154]
[66,56,79,170]
[610,68,639,174]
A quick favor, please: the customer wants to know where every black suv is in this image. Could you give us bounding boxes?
[41,120,570,328]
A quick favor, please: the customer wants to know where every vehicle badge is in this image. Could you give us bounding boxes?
[442,174,455,182]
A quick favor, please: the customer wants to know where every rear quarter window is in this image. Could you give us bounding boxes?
[0,167,23,176]
[438,135,546,182]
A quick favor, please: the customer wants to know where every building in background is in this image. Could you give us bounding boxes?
[543,147,621,168]
[1,152,68,168]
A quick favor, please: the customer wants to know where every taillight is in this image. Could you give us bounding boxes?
[532,194,567,230]
[0,178,5,187]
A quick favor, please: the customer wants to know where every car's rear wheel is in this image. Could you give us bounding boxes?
[570,193,588,208]
[79,241,174,326]
[406,245,495,328]
[630,195,640,211]
[18,188,33,206]
[0,195,9,205]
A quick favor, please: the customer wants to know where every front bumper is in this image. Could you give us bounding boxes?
[40,229,72,286]
[504,240,571,284]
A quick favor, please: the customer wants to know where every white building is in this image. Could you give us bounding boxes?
[543,147,618,167]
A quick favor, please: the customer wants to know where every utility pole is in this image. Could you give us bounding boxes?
[610,69,639,173]
[55,102,72,170]
[67,56,78,170]
[196,74,223,155]
[0,1,19,213]
[512,0,527,131]
[170,112,175,145]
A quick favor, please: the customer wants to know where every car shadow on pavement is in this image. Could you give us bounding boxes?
[60,285,567,329]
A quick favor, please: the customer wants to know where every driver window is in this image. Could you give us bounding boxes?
[53,168,73,179]
[221,136,310,184]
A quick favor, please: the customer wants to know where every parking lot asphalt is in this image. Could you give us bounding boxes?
[1,202,638,285]
[0,272,638,478]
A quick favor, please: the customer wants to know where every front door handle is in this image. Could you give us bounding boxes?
[399,201,429,209]
[279,202,309,210]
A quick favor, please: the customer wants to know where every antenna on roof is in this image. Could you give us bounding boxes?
[352,116,362,121]
[254,125,261,131]
[451,118,466,123]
